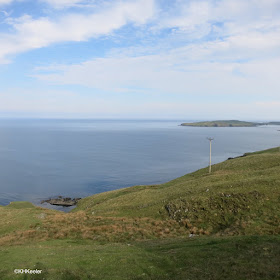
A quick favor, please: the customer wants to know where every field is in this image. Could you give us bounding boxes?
[0,147,280,279]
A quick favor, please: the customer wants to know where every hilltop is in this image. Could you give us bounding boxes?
[181,120,280,127]
[0,147,280,279]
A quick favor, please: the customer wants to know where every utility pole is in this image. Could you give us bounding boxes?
[207,137,214,173]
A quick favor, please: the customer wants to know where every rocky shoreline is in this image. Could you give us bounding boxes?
[41,196,81,207]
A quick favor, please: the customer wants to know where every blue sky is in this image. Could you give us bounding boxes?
[0,0,279,120]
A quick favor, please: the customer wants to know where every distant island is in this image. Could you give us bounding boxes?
[181,120,280,127]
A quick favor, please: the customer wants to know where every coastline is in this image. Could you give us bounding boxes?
[1,146,280,279]
[4,146,280,210]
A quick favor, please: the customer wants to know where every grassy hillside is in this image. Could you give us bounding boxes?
[181,120,260,127]
[74,147,280,236]
[0,147,280,279]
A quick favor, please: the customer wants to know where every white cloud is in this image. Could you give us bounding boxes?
[160,0,280,28]
[155,0,280,47]
[2,0,277,98]
[1,0,279,63]
[33,32,280,97]
[159,1,211,30]
[0,0,13,5]
[0,0,156,61]
[1,0,280,119]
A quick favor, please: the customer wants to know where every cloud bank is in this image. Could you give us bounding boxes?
[0,0,280,118]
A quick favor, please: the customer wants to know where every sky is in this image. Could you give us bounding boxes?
[0,0,279,120]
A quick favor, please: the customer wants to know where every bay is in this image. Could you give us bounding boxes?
[0,119,279,210]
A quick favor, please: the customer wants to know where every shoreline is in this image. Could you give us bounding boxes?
[2,146,280,211]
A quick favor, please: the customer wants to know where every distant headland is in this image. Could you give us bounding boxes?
[181,120,280,127]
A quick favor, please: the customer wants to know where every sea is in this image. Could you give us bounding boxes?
[0,119,279,211]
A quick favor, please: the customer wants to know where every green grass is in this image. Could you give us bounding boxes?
[5,202,36,209]
[0,236,279,280]
[0,202,55,236]
[73,147,280,236]
[1,147,280,279]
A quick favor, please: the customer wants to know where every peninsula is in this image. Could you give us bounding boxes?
[181,120,280,127]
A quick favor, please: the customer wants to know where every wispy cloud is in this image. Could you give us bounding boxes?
[1,0,279,63]
[1,0,280,118]
[0,0,156,62]
[30,0,280,100]
[33,36,280,97]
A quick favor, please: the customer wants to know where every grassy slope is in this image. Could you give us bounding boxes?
[1,236,280,280]
[181,120,260,127]
[1,147,280,279]
[74,147,280,235]
[0,202,56,236]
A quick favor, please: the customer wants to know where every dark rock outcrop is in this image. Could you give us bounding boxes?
[41,196,81,207]
[227,153,247,160]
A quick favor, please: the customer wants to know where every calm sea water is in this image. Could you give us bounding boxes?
[0,119,279,210]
